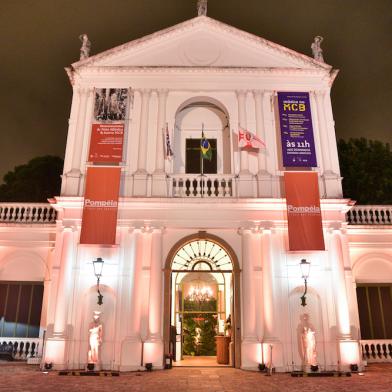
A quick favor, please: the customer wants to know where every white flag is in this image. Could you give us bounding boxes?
[238,128,266,149]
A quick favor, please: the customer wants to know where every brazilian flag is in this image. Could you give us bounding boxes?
[200,131,212,161]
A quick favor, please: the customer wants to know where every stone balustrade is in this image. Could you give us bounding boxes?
[346,205,392,225]
[170,174,234,198]
[361,339,392,363]
[0,203,57,223]
[0,338,43,360]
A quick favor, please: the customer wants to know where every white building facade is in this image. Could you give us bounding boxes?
[1,14,391,372]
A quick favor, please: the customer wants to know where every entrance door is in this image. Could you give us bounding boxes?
[164,237,240,367]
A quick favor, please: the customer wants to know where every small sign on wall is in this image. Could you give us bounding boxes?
[88,123,124,163]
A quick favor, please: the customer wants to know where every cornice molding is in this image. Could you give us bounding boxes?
[75,65,329,77]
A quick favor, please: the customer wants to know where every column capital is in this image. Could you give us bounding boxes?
[252,89,265,98]
[327,221,343,232]
[238,224,261,235]
[141,88,151,94]
[236,89,247,98]
[62,225,77,233]
[313,89,327,97]
[157,88,169,96]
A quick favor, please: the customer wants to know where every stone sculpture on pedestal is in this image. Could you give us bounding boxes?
[79,34,91,60]
[311,36,324,62]
[88,311,103,368]
[300,313,317,370]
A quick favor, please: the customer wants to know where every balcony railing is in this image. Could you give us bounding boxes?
[170,174,234,198]
[346,205,392,225]
[0,203,57,224]
[361,339,392,363]
[0,337,43,360]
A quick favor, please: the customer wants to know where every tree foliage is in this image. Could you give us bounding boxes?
[0,156,63,202]
[338,138,392,205]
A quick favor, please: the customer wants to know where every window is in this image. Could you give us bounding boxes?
[185,139,217,174]
[0,282,44,338]
[356,284,392,339]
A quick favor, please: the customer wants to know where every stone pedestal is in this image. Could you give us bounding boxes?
[323,171,343,198]
[61,170,82,196]
[133,173,148,197]
[44,337,68,370]
[143,339,164,368]
[257,171,273,198]
[119,338,143,371]
[151,173,168,197]
[237,173,255,198]
[338,340,361,371]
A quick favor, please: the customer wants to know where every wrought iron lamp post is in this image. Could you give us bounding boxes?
[93,257,104,306]
[299,259,310,307]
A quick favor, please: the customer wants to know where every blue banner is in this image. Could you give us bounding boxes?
[277,92,317,167]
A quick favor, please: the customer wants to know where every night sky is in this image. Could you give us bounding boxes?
[1,0,391,181]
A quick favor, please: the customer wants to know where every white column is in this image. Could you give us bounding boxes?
[242,229,257,340]
[62,87,92,196]
[253,90,267,172]
[330,229,351,338]
[236,90,249,173]
[148,228,163,340]
[136,89,151,174]
[62,87,81,175]
[314,90,332,174]
[53,227,75,334]
[44,226,75,369]
[144,227,164,367]
[70,87,89,171]
[134,89,151,196]
[254,90,273,197]
[120,228,145,370]
[236,90,254,197]
[262,91,280,197]
[241,227,260,369]
[323,91,343,175]
[128,230,144,337]
[329,228,360,368]
[261,228,275,340]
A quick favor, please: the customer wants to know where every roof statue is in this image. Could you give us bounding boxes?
[79,34,91,60]
[197,0,207,16]
[311,36,324,62]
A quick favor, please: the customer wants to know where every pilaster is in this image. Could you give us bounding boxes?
[133,89,151,196]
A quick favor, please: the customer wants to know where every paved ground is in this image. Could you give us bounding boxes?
[0,363,391,392]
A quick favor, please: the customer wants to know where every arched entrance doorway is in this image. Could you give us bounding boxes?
[163,232,241,368]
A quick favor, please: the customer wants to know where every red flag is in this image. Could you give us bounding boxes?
[80,167,121,245]
[284,172,325,251]
[238,129,266,149]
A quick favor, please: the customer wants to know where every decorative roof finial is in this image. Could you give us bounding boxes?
[79,34,91,60]
[197,0,207,16]
[311,36,324,62]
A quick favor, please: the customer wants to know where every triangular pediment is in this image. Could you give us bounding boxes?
[72,16,331,71]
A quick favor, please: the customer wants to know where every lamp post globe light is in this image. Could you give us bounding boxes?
[300,259,310,307]
[92,257,104,305]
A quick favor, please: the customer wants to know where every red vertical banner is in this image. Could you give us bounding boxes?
[80,167,121,245]
[284,172,325,251]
